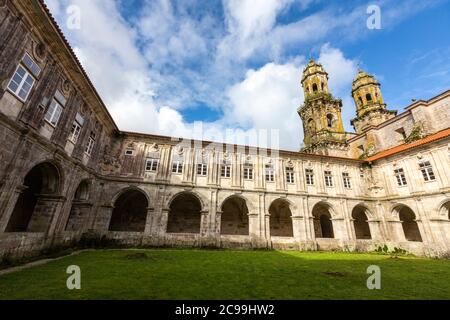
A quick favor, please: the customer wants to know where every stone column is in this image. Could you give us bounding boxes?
[144,207,155,235]
[27,195,66,234]
[0,185,23,232]
[215,211,222,238]
[367,220,384,241]
[93,205,113,231]
[388,220,406,242]
[292,216,306,241]
[331,217,346,240]
[200,210,210,237]
[157,208,169,236]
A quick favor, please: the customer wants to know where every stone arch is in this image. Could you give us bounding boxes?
[269,198,293,237]
[307,118,316,132]
[393,204,422,242]
[352,204,372,240]
[326,114,333,128]
[167,192,202,234]
[220,195,249,235]
[65,179,92,231]
[111,186,151,207]
[437,199,450,220]
[166,190,206,212]
[6,161,62,232]
[312,202,334,238]
[109,188,149,232]
[74,179,90,201]
[312,83,318,92]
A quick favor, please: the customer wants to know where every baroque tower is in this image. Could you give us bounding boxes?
[298,60,350,156]
[351,70,397,134]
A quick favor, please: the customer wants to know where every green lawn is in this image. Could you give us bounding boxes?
[0,249,449,300]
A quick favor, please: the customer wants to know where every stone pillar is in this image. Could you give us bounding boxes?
[0,185,23,232]
[27,195,65,234]
[292,216,306,241]
[388,220,406,242]
[93,205,113,231]
[215,211,222,237]
[248,212,260,241]
[156,208,169,236]
[144,208,155,234]
[428,219,450,249]
[331,217,345,240]
[307,216,316,240]
[200,210,209,236]
[367,219,384,241]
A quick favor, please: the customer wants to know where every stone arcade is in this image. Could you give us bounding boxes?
[1,0,450,259]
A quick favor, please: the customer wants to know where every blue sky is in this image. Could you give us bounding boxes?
[44,0,450,150]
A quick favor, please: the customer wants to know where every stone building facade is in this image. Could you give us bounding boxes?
[0,0,449,259]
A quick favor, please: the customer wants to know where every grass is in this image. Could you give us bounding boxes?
[0,249,449,300]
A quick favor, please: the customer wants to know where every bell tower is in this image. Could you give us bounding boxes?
[351,70,397,134]
[298,60,349,156]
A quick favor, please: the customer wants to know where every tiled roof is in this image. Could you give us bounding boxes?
[366,128,450,162]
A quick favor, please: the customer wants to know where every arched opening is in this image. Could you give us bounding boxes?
[352,206,372,239]
[442,201,450,220]
[326,114,333,128]
[221,196,249,235]
[167,193,202,234]
[312,83,318,92]
[308,119,315,132]
[74,180,89,201]
[65,180,91,232]
[269,199,293,237]
[398,206,422,242]
[312,203,334,238]
[358,96,363,106]
[6,162,60,232]
[109,189,148,232]
[366,93,372,102]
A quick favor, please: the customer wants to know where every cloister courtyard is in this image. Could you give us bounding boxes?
[0,249,449,300]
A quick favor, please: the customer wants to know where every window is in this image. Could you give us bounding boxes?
[85,132,96,156]
[243,162,253,180]
[172,154,183,174]
[7,54,40,102]
[69,113,84,144]
[265,164,274,182]
[358,97,363,106]
[305,169,314,185]
[44,99,63,126]
[312,83,318,92]
[394,168,407,186]
[419,161,436,182]
[326,114,333,128]
[342,172,352,189]
[286,167,295,184]
[44,90,67,127]
[395,127,407,140]
[125,149,134,156]
[69,121,82,144]
[324,171,333,187]
[366,93,372,101]
[145,158,158,172]
[221,160,231,178]
[197,163,207,176]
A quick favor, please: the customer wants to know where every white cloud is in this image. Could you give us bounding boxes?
[226,59,304,150]
[44,0,436,151]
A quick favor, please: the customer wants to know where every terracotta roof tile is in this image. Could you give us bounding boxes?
[366,128,450,162]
